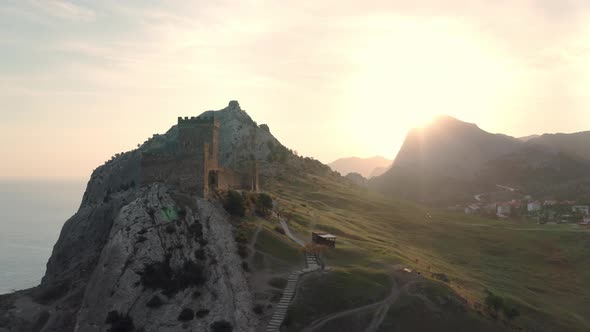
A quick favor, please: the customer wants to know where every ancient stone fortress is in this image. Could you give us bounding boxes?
[140,115,259,196]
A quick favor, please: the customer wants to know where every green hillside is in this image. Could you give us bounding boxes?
[264,172,590,331]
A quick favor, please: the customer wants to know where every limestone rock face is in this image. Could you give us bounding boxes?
[74,184,255,332]
[1,183,256,332]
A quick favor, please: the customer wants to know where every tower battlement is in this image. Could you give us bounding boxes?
[177,116,219,128]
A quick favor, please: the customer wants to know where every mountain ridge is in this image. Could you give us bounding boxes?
[372,115,590,204]
[328,156,391,178]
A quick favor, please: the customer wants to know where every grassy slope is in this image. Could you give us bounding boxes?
[264,173,590,331]
[285,269,391,331]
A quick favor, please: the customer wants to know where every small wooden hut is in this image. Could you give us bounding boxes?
[311,232,337,248]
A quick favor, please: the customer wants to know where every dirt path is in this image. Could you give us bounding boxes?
[302,277,413,332]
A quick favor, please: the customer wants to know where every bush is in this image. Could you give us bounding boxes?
[164,224,176,234]
[253,304,264,315]
[431,273,450,283]
[140,259,206,296]
[105,311,134,332]
[484,291,504,312]
[273,226,285,235]
[210,320,233,332]
[194,248,206,260]
[268,277,287,289]
[484,290,521,321]
[146,295,164,308]
[256,193,273,215]
[188,222,203,239]
[237,244,250,259]
[224,191,246,216]
[241,261,250,272]
[178,308,195,321]
[503,306,520,320]
[196,309,210,318]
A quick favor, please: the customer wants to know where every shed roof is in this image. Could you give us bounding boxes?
[318,234,337,239]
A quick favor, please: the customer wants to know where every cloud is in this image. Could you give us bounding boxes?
[32,0,96,22]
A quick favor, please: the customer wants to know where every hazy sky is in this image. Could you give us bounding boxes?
[1,0,589,178]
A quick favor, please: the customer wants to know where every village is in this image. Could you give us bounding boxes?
[459,186,590,226]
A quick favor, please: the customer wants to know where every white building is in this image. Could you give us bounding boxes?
[497,203,511,217]
[527,201,541,212]
[464,204,480,215]
[572,205,589,216]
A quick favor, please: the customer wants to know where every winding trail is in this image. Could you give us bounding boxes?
[266,218,320,332]
[301,278,413,332]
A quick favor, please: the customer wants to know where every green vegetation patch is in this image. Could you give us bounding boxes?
[160,206,179,222]
[254,229,301,265]
[265,172,590,332]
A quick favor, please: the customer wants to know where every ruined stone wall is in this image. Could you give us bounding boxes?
[178,116,219,163]
[141,116,258,196]
[140,153,207,195]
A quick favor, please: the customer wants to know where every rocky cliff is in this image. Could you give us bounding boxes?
[0,101,325,332]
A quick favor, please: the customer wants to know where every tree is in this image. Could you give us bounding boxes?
[224,191,246,217]
[256,193,273,215]
[484,291,504,312]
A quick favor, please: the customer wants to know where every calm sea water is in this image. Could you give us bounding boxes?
[0,179,86,295]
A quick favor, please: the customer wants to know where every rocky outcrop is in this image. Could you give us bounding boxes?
[1,183,256,332]
[0,100,340,332]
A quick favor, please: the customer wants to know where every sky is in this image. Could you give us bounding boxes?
[1,0,589,178]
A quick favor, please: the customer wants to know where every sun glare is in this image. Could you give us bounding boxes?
[340,16,523,157]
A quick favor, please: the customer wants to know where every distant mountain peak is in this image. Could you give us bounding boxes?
[329,156,392,178]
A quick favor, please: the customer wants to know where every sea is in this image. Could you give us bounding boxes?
[0,178,86,295]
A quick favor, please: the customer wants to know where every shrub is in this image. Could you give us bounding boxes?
[484,291,504,312]
[188,222,203,239]
[431,273,450,283]
[146,295,164,308]
[176,261,206,288]
[178,308,194,321]
[273,226,285,235]
[164,224,176,234]
[484,290,521,321]
[241,261,250,272]
[105,311,134,332]
[253,304,264,315]
[194,248,206,260]
[140,259,205,296]
[503,306,520,320]
[196,309,210,318]
[210,320,233,332]
[224,191,246,216]
[256,193,273,215]
[268,277,287,289]
[140,261,173,291]
[237,244,250,259]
